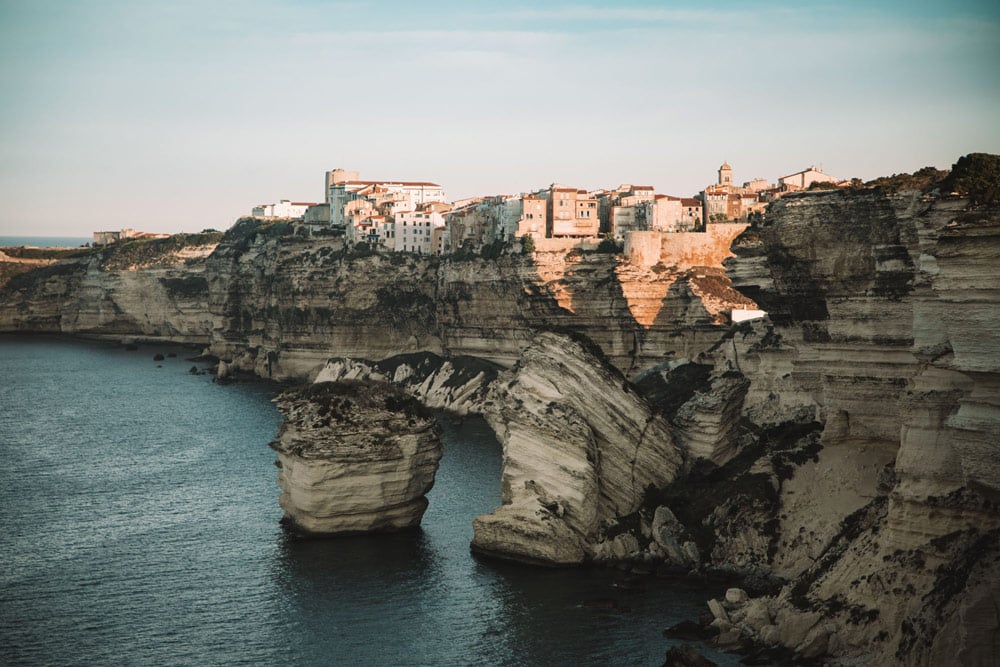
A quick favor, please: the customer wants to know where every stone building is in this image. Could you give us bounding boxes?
[546,184,600,237]
[778,166,837,189]
[395,207,446,255]
[500,194,546,241]
[251,200,317,219]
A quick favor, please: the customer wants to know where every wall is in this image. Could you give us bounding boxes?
[624,223,747,268]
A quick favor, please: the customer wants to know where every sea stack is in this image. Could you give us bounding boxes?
[271,380,442,535]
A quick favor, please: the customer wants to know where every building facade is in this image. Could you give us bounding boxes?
[252,200,317,219]
[547,185,599,237]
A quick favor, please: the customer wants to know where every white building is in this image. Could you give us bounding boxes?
[395,209,446,255]
[778,166,837,190]
[252,199,317,219]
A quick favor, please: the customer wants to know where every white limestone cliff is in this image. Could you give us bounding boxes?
[270,380,442,535]
[470,331,684,565]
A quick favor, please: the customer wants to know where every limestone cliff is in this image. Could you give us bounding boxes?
[314,352,500,415]
[470,331,683,565]
[669,189,1000,665]
[304,334,687,566]
[205,221,443,379]
[204,221,750,381]
[0,235,219,342]
[271,380,442,535]
[0,218,750,380]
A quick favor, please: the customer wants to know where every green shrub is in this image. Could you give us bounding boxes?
[942,153,1000,205]
[865,166,948,193]
[595,238,620,254]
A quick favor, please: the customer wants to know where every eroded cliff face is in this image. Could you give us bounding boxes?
[314,352,500,415]
[205,223,444,379]
[1,219,750,381]
[271,380,442,535]
[0,241,218,342]
[682,189,1000,665]
[470,332,683,565]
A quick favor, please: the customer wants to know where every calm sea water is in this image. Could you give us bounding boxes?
[0,236,91,248]
[0,336,738,666]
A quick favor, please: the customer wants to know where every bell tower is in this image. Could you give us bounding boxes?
[718,162,732,187]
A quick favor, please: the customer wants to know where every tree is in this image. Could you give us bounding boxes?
[519,235,536,255]
[942,153,1000,205]
[597,238,622,255]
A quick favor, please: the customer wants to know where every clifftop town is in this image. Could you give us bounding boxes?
[246,161,842,259]
[3,153,999,665]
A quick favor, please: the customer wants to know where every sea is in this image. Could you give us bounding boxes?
[0,236,92,248]
[0,335,741,666]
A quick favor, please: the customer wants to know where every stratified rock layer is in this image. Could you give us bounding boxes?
[271,380,442,535]
[0,239,218,342]
[314,352,500,415]
[470,331,684,565]
[0,219,752,381]
[707,189,1000,665]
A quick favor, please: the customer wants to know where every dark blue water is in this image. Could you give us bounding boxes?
[0,336,737,666]
[0,236,91,248]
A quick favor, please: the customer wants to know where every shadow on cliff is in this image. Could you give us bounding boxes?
[435,247,641,368]
[529,247,642,373]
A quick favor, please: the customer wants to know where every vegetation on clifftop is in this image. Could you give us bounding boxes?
[862,166,948,193]
[0,246,91,289]
[285,380,434,423]
[219,218,294,254]
[99,231,223,270]
[941,153,1000,205]
[855,152,1000,204]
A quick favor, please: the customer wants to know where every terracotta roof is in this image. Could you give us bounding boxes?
[346,179,442,187]
[720,162,732,170]
[681,198,702,207]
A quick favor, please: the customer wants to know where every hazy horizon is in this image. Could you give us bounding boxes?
[2,0,998,237]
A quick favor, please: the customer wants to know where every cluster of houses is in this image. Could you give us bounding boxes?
[247,163,840,255]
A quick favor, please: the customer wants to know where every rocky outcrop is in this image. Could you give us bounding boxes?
[206,222,444,380]
[270,380,442,535]
[678,189,1000,665]
[314,352,500,415]
[470,331,683,565]
[0,237,218,342]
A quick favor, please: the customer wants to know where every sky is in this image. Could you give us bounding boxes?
[1,0,998,237]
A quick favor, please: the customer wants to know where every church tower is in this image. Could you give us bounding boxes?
[718,162,733,188]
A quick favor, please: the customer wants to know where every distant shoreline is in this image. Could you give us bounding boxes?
[0,235,91,248]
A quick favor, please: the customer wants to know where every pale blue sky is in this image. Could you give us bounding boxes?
[2,0,998,236]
